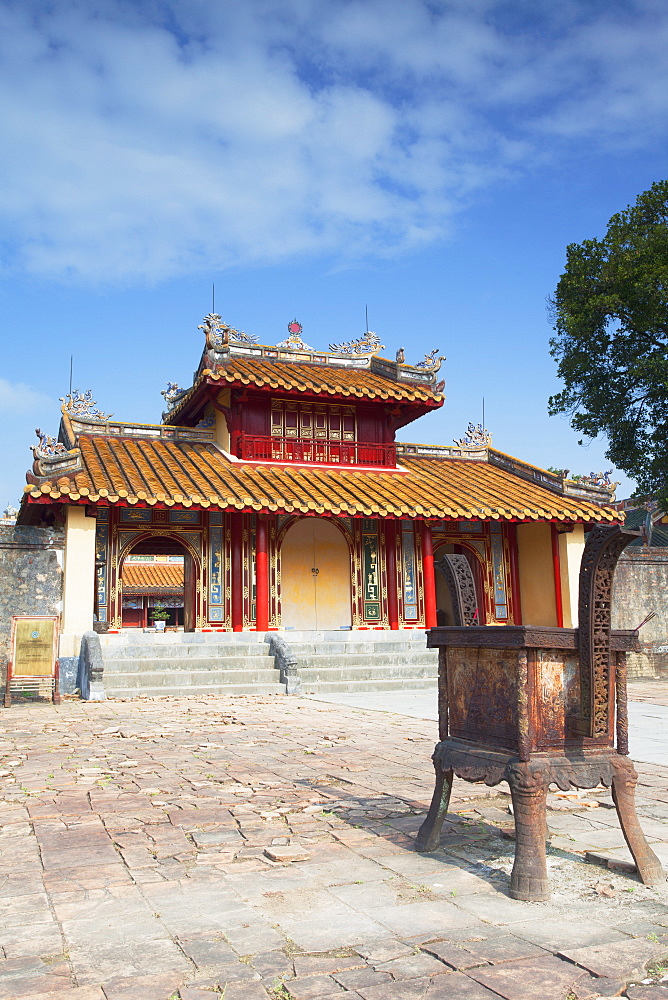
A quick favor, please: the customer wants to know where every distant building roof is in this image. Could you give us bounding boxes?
[123,563,184,592]
[623,504,668,546]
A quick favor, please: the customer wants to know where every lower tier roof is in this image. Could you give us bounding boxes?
[25,434,618,523]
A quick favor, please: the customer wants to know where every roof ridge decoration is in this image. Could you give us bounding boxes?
[28,428,81,483]
[60,389,113,422]
[277,320,313,351]
[415,349,446,372]
[569,470,619,492]
[455,422,493,448]
[329,330,384,355]
[161,381,189,409]
[33,428,67,459]
[199,313,258,349]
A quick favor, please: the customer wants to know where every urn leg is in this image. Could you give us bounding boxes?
[508,764,550,902]
[611,757,664,885]
[415,764,453,853]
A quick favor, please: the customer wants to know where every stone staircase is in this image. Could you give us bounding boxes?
[278,630,439,694]
[97,632,285,698]
[92,629,438,699]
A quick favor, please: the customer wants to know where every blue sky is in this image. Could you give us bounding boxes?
[2,0,668,507]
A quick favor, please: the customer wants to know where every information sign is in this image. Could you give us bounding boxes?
[5,616,60,707]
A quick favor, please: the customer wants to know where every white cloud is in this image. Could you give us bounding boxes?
[0,379,51,414]
[0,0,667,283]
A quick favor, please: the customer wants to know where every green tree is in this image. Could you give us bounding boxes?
[549,180,668,508]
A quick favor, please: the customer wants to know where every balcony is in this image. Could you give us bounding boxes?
[237,434,397,468]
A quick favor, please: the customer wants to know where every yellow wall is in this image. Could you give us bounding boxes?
[60,505,96,655]
[281,518,352,630]
[516,522,557,626]
[214,409,230,451]
[215,389,231,451]
[558,524,585,628]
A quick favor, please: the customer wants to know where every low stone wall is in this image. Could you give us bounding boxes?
[0,525,65,688]
[612,548,668,678]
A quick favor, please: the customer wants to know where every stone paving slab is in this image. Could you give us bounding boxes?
[0,693,665,999]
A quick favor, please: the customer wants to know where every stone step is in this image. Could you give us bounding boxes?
[277,629,428,643]
[103,668,282,689]
[99,632,269,645]
[295,652,436,669]
[100,644,272,659]
[285,642,434,656]
[105,682,287,699]
[299,664,437,683]
[102,655,276,672]
[300,678,437,694]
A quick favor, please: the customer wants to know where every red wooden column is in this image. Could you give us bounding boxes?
[551,524,564,628]
[255,516,269,633]
[385,521,399,630]
[231,512,244,632]
[422,521,437,628]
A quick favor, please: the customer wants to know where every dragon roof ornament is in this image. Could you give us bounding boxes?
[571,470,620,492]
[455,422,493,448]
[33,429,67,459]
[198,313,258,348]
[161,381,188,408]
[60,389,113,421]
[329,330,385,355]
[29,427,81,482]
[415,349,445,372]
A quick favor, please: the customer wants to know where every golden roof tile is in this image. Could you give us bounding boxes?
[123,564,184,589]
[178,358,443,407]
[25,435,619,524]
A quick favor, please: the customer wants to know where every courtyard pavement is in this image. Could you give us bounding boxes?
[0,682,666,1000]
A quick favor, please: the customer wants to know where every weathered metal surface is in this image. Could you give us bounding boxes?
[418,525,661,902]
[434,555,478,626]
[576,525,639,738]
[446,646,518,750]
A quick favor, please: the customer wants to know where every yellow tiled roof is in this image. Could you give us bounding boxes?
[25,434,619,523]
[123,564,184,590]
[192,359,442,404]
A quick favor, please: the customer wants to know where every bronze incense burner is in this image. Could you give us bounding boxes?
[416,525,663,901]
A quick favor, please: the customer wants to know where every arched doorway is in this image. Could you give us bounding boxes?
[280,518,352,630]
[120,534,197,633]
[434,543,483,626]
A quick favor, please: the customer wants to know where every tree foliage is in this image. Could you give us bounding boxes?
[549,180,668,507]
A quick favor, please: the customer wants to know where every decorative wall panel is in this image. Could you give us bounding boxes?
[362,526,381,621]
[401,521,419,621]
[95,520,108,621]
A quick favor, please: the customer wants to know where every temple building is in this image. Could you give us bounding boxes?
[19,315,619,672]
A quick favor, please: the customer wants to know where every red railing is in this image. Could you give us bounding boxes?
[237,435,396,467]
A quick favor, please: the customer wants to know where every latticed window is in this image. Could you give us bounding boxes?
[270,400,356,441]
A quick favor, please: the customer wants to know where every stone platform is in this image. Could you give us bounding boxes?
[0,682,666,999]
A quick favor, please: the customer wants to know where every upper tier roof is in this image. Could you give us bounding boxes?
[161,314,445,425]
[168,357,442,423]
